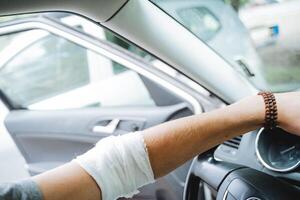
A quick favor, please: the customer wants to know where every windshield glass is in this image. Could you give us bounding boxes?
[151,0,300,92]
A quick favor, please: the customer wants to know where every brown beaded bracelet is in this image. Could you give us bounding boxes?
[258,92,278,129]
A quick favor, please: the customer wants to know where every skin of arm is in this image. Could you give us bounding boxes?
[33,92,300,200]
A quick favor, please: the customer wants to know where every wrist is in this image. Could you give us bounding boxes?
[246,95,265,127]
[232,95,265,129]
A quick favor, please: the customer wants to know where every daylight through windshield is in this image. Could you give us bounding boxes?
[152,0,300,92]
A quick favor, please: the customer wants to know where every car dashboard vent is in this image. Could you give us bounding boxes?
[223,135,242,149]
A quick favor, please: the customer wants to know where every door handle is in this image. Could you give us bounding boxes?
[92,119,120,134]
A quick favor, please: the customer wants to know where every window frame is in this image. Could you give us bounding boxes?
[0,16,202,113]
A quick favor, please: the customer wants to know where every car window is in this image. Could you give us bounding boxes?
[1,31,89,106]
[0,30,156,110]
[177,7,221,41]
[152,0,300,92]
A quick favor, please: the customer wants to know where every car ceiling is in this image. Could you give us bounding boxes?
[0,0,257,103]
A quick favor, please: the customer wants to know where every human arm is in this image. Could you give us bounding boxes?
[32,92,300,200]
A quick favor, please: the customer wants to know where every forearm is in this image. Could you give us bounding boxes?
[143,95,265,178]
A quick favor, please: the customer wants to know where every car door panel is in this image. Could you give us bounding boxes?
[4,103,191,175]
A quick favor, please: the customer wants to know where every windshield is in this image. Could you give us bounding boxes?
[151,0,300,92]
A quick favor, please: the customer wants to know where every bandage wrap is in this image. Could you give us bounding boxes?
[74,132,155,200]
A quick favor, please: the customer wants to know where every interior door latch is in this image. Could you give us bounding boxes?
[92,119,120,134]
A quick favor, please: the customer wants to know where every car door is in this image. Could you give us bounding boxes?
[0,15,208,199]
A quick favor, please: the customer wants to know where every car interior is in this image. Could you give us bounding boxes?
[0,0,300,200]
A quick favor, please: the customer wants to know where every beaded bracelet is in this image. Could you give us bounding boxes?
[258,92,278,129]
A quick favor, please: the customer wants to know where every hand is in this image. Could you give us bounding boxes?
[275,92,300,136]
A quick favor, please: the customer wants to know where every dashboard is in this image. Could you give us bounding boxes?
[214,127,300,186]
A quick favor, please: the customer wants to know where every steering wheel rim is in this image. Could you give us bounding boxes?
[184,152,300,200]
[183,149,228,200]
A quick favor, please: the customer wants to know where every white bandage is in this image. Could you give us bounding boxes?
[74,132,155,200]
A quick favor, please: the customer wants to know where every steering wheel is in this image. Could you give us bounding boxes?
[183,151,300,200]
